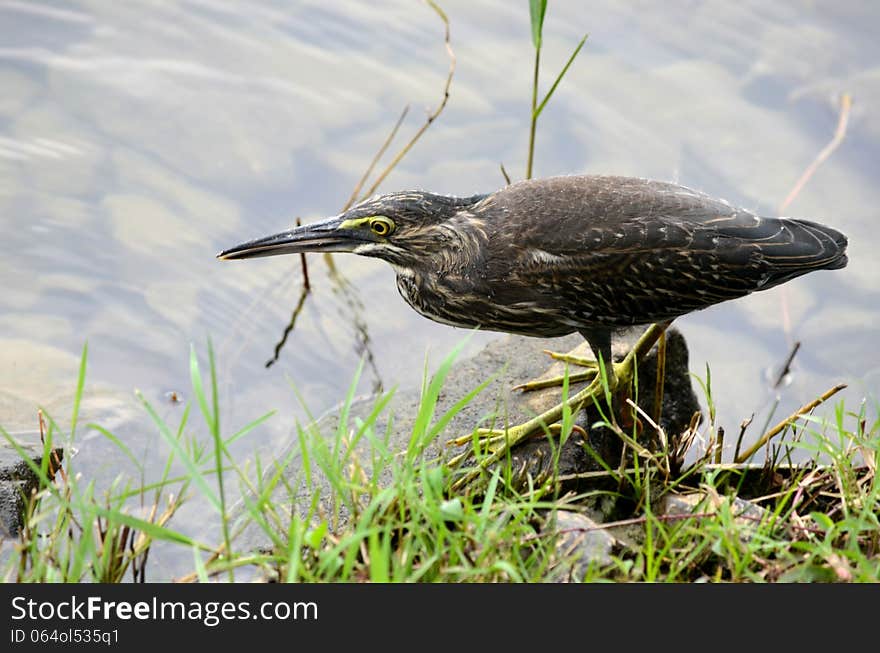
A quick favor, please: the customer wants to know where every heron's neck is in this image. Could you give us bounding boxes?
[432,211,489,275]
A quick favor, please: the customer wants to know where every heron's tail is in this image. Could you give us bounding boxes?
[760,218,848,289]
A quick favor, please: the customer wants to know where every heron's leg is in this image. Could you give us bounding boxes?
[447,322,671,491]
[514,328,613,392]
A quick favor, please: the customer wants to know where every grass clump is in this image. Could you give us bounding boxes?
[1,338,877,584]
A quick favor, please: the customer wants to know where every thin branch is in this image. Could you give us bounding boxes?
[294,218,310,292]
[778,93,852,214]
[776,94,852,341]
[520,511,722,541]
[343,105,410,212]
[287,2,453,372]
[733,413,753,462]
[773,340,800,389]
[715,426,725,465]
[522,508,824,543]
[500,162,511,186]
[358,0,455,201]
[266,285,311,368]
[735,383,847,463]
[652,329,667,430]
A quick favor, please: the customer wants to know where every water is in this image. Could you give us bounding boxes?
[1,0,878,578]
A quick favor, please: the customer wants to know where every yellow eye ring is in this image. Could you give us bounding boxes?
[369,217,394,237]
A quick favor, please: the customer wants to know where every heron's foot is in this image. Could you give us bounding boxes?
[446,323,670,492]
[447,422,585,455]
[513,370,597,392]
[446,424,535,472]
[515,357,624,395]
[513,350,608,392]
[447,373,616,492]
[544,350,599,367]
[447,425,580,492]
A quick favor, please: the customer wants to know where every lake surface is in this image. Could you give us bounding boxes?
[1,0,878,579]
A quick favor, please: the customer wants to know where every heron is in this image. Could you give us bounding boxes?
[218,175,848,481]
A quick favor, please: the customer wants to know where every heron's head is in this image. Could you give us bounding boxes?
[217,190,487,269]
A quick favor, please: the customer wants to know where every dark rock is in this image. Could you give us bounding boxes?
[233,326,702,552]
[0,440,64,538]
[453,326,702,497]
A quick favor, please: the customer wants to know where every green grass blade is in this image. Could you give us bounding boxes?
[368,528,390,582]
[534,33,588,119]
[479,469,501,522]
[137,390,221,511]
[93,505,203,548]
[69,341,88,442]
[336,358,365,456]
[491,560,523,582]
[189,344,215,433]
[529,0,547,48]
[206,338,234,582]
[285,518,306,582]
[350,389,396,452]
[0,425,62,498]
[224,410,276,447]
[429,374,493,440]
[88,423,143,474]
[192,545,210,582]
[208,338,221,439]
[409,333,474,460]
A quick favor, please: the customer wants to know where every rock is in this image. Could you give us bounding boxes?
[232,326,702,552]
[659,487,779,542]
[544,510,617,581]
[0,439,64,537]
[455,326,701,497]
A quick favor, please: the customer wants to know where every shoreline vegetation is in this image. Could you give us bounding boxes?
[3,333,877,583]
[2,1,876,583]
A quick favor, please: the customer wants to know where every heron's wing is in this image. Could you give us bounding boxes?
[492,208,843,326]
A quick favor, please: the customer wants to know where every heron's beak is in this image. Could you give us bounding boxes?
[217,216,368,260]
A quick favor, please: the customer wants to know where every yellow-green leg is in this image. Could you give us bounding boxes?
[512,351,600,391]
[447,321,671,492]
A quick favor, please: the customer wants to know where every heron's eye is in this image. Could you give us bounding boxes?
[369,216,395,237]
